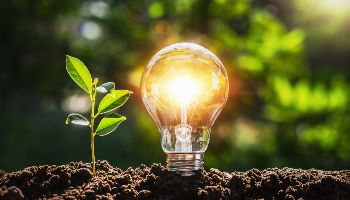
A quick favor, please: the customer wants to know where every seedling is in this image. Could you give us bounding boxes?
[65,55,131,176]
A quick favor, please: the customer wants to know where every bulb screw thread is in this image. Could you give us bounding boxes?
[166,153,204,176]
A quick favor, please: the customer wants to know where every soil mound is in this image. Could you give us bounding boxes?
[1,160,349,199]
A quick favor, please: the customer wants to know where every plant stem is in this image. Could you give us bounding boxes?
[90,83,97,176]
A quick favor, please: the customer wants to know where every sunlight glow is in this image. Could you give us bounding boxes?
[319,0,350,9]
[81,21,101,40]
[165,76,202,106]
[88,1,108,18]
[62,94,90,113]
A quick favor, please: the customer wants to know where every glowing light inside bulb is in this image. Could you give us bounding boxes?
[165,76,202,106]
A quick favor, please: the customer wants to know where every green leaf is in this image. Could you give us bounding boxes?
[95,113,126,136]
[66,55,93,94]
[66,113,90,126]
[97,90,132,114]
[96,82,115,94]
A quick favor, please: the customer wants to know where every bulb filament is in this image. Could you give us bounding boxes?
[174,105,191,152]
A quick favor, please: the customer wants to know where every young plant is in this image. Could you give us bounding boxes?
[65,55,132,176]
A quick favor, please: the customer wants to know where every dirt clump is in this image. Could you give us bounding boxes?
[0,160,349,199]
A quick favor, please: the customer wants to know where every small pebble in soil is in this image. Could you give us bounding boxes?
[0,160,349,200]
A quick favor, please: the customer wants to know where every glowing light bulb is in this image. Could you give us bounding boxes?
[165,76,202,106]
[141,43,229,175]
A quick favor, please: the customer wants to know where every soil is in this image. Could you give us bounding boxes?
[0,161,349,200]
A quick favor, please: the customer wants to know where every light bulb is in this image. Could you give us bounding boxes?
[141,43,229,175]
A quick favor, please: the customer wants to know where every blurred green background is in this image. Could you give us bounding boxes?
[1,0,350,172]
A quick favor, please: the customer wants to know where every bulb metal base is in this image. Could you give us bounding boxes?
[166,153,204,176]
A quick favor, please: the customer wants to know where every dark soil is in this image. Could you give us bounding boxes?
[0,161,349,200]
